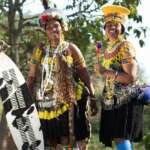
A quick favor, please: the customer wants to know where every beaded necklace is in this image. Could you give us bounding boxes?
[38,41,69,100]
[103,37,125,69]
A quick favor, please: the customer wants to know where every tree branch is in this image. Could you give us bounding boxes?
[0,4,7,12]
[16,7,24,36]
[15,0,26,7]
[67,0,98,18]
[23,14,39,21]
[20,0,26,6]
[67,6,99,18]
[23,22,39,27]
[0,23,8,31]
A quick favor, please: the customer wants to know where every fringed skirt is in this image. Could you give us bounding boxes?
[99,97,144,147]
[37,94,90,145]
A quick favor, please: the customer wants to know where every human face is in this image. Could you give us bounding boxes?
[105,22,122,41]
[45,20,63,47]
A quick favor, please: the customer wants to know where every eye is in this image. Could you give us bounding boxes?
[54,24,59,28]
[46,24,52,30]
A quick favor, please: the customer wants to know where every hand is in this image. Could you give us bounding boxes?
[0,40,10,51]
[103,70,117,79]
[89,97,98,116]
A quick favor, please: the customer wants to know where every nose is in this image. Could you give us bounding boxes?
[110,25,116,30]
[52,27,57,32]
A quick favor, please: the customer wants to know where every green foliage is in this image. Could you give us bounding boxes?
[17,27,46,77]
[0,0,147,67]
[139,39,145,47]
[143,134,150,150]
[142,106,150,150]
[66,16,104,54]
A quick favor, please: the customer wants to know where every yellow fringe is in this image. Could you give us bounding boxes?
[38,104,69,120]
[38,81,84,120]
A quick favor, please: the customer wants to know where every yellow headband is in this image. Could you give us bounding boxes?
[102,5,130,24]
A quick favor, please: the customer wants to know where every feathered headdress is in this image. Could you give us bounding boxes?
[39,0,68,31]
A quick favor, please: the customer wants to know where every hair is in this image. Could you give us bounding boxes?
[44,17,64,30]
[39,8,68,31]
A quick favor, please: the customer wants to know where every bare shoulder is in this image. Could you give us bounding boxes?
[68,43,81,54]
[68,42,86,67]
[121,41,136,58]
[67,42,83,58]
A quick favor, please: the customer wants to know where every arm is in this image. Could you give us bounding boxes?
[27,45,43,94]
[27,63,39,94]
[69,43,97,116]
[69,43,95,96]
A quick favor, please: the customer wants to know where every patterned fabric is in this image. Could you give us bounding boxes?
[30,41,85,120]
[41,94,90,144]
[101,39,136,110]
[37,81,84,120]
[39,8,68,31]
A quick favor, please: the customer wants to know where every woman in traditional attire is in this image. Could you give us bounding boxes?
[27,8,97,150]
[97,5,144,150]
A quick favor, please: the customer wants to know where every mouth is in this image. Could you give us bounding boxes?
[108,30,118,37]
[50,32,59,38]
[50,32,61,41]
[52,31,60,35]
[109,29,116,34]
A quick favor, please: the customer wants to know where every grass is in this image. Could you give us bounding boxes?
[88,115,146,150]
[88,133,113,150]
[88,133,146,150]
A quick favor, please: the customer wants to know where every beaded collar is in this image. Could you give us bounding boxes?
[104,38,123,60]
